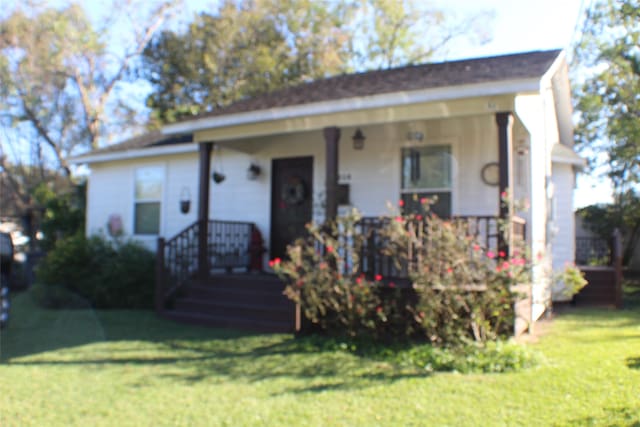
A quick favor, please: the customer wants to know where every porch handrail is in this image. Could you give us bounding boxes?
[354,215,527,281]
[155,219,257,312]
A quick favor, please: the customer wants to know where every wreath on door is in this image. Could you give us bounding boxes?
[281,176,306,206]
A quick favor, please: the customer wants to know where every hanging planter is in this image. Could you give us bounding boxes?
[179,187,191,214]
[212,145,226,184]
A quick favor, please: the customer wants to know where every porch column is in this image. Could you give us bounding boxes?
[324,126,340,222]
[496,112,514,257]
[198,142,214,280]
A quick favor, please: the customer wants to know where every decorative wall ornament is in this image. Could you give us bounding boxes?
[107,214,124,237]
[481,162,500,186]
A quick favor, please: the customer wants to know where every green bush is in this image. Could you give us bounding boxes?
[35,233,154,309]
[274,202,531,345]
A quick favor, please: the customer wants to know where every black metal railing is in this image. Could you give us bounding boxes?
[156,219,256,311]
[156,221,200,310]
[208,220,254,273]
[328,215,526,281]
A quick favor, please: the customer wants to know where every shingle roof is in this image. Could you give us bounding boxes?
[185,49,562,121]
[82,49,561,157]
[84,131,192,156]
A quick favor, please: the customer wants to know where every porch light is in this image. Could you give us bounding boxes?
[247,163,261,180]
[179,186,191,214]
[352,128,366,150]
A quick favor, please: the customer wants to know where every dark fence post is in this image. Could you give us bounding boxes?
[155,237,166,313]
[612,228,623,309]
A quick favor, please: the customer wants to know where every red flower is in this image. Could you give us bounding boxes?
[296,279,304,288]
[375,274,382,281]
[268,260,275,267]
[389,282,396,288]
[415,214,422,221]
[326,245,334,253]
[496,266,502,273]
[487,251,496,259]
[446,267,453,274]
[502,261,510,269]
[355,277,362,284]
[376,306,383,313]
[395,216,403,223]
[398,199,405,207]
[420,197,429,204]
[501,191,507,198]
[473,244,480,251]
[498,250,506,258]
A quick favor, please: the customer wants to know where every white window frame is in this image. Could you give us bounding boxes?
[400,138,458,216]
[133,165,165,236]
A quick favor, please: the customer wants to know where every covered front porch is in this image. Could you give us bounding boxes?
[155,109,531,330]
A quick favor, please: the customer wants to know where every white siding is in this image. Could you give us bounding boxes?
[551,162,576,301]
[86,152,199,250]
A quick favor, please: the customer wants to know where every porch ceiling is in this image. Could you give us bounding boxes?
[191,93,518,143]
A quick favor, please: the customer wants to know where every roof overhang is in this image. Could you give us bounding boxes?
[162,78,541,142]
[552,143,586,170]
[70,142,197,165]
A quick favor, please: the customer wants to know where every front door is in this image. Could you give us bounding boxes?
[270,156,313,259]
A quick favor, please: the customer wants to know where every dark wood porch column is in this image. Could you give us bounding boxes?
[323,126,340,222]
[198,142,214,279]
[496,112,514,257]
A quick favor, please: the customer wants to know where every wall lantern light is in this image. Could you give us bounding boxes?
[352,128,366,150]
[179,187,191,214]
[247,163,261,180]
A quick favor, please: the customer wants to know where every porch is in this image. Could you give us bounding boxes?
[155,214,526,332]
[155,111,529,332]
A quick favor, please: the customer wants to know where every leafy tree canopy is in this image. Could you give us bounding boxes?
[140,0,493,125]
[574,0,640,192]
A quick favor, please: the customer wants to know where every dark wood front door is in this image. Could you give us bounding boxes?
[271,156,313,259]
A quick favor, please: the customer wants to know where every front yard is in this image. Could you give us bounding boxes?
[1,291,638,427]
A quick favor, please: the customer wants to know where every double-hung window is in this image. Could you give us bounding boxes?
[401,145,452,217]
[134,166,163,235]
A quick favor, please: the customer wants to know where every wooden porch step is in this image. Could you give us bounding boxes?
[161,310,294,333]
[163,273,296,333]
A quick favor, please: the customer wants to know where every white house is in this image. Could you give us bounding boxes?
[72,49,584,329]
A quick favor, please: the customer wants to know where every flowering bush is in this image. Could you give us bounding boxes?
[381,200,530,344]
[272,211,407,339]
[273,201,532,345]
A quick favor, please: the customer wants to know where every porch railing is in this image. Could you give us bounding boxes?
[349,215,526,281]
[155,219,256,311]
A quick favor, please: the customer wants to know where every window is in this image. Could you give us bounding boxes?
[401,145,452,217]
[134,166,163,235]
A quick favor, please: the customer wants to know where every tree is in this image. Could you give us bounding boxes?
[141,0,352,125]
[140,0,494,124]
[574,0,640,193]
[574,0,640,266]
[350,0,493,70]
[0,1,177,176]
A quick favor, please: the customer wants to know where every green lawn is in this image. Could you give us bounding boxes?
[1,291,639,427]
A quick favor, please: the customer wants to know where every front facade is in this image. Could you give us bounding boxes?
[73,49,583,323]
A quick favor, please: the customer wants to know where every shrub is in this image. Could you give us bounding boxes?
[273,211,409,340]
[35,233,154,309]
[274,202,531,345]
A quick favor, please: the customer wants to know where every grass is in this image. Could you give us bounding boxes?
[1,291,639,427]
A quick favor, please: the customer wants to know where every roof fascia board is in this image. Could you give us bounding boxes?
[193,95,517,143]
[163,78,541,136]
[70,142,197,165]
